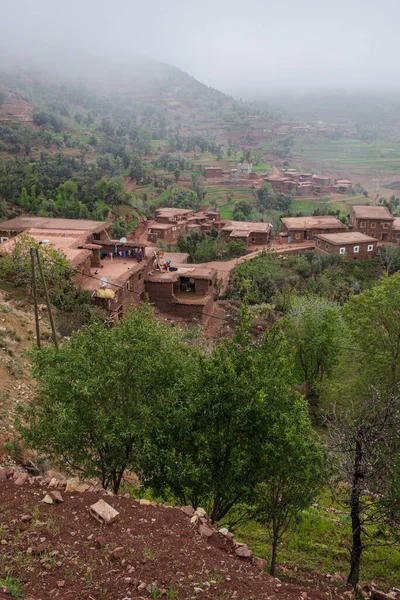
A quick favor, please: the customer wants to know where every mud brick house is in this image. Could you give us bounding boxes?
[145,266,219,323]
[265,176,294,193]
[221,221,272,245]
[0,216,150,319]
[147,222,185,244]
[315,232,377,260]
[237,162,253,176]
[332,179,352,194]
[280,216,347,242]
[349,205,394,241]
[154,208,194,223]
[311,175,332,194]
[391,217,400,243]
[204,167,223,179]
[0,217,114,284]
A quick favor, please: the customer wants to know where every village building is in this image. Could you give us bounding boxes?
[147,222,185,244]
[144,264,219,323]
[221,220,272,246]
[154,208,194,223]
[237,162,253,176]
[311,175,332,194]
[204,167,223,179]
[332,179,352,194]
[391,217,400,244]
[349,205,394,241]
[314,232,378,260]
[280,215,347,243]
[265,176,295,194]
[0,216,148,321]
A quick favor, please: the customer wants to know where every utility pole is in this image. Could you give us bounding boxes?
[34,247,59,351]
[30,248,41,349]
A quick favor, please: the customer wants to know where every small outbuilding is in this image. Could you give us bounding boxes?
[315,232,377,260]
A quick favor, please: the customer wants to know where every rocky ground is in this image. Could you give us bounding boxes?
[0,472,353,600]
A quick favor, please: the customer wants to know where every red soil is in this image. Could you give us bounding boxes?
[0,476,345,600]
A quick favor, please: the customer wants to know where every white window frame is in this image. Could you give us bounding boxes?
[172,226,177,232]
[339,247,346,255]
[367,244,374,252]
[0,237,9,243]
[353,246,360,253]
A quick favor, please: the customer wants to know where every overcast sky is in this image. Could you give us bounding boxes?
[1,0,399,95]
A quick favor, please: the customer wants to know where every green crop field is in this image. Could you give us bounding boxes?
[293,138,400,173]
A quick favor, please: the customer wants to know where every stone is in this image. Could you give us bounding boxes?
[181,505,195,517]
[95,536,107,548]
[138,582,147,591]
[194,507,206,518]
[32,542,47,555]
[65,479,90,493]
[235,544,253,559]
[48,478,58,488]
[198,524,214,538]
[218,528,229,536]
[42,494,54,505]
[111,546,125,559]
[57,581,65,588]
[253,557,267,572]
[0,468,11,481]
[14,473,29,486]
[89,499,119,525]
[373,591,395,600]
[190,515,199,524]
[50,490,64,503]
[0,540,7,545]
[139,498,151,506]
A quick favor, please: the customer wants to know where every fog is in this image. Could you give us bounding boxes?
[1,0,399,96]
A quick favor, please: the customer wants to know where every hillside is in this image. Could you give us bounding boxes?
[0,473,347,600]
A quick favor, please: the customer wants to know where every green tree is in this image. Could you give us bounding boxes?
[174,168,181,183]
[255,411,325,575]
[285,296,343,399]
[379,243,400,275]
[18,305,195,494]
[143,315,304,523]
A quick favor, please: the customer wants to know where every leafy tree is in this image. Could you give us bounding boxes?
[326,391,400,588]
[143,316,304,523]
[174,168,181,183]
[285,296,343,399]
[340,272,400,399]
[255,411,325,575]
[379,243,400,275]
[18,305,195,494]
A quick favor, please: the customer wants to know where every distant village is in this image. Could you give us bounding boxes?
[204,163,352,197]
[0,196,398,325]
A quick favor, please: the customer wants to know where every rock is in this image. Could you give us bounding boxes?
[111,546,125,559]
[181,505,195,517]
[235,544,253,559]
[57,581,65,588]
[198,524,214,538]
[218,527,229,536]
[65,479,90,493]
[138,582,147,591]
[253,557,267,572]
[190,515,199,524]
[42,494,54,505]
[95,536,107,548]
[0,540,7,546]
[139,498,151,506]
[194,507,206,518]
[21,514,32,523]
[0,468,12,481]
[373,591,395,600]
[89,499,119,525]
[32,542,47,555]
[50,491,64,503]
[14,473,29,486]
[48,478,58,488]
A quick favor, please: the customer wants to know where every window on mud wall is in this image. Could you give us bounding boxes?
[353,246,360,253]
[93,233,101,240]
[360,221,366,228]
[339,247,346,255]
[368,244,374,252]
[382,223,389,229]
[371,222,376,228]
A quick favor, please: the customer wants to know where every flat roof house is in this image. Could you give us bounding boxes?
[349,205,394,241]
[145,265,219,324]
[221,221,272,246]
[315,232,377,260]
[154,208,194,223]
[280,216,347,242]
[391,217,400,244]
